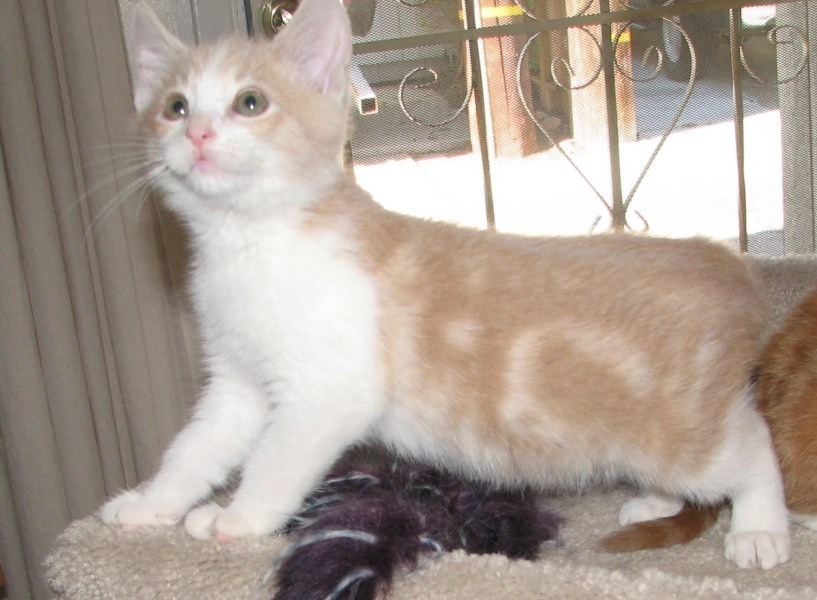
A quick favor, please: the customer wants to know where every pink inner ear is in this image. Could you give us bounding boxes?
[131,3,187,111]
[302,53,342,95]
[134,55,166,111]
[137,48,166,87]
[274,0,351,97]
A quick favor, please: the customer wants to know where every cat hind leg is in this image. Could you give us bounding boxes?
[618,491,685,526]
[725,473,790,568]
[719,410,790,569]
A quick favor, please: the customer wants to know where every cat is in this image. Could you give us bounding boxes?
[100,0,790,569]
[602,284,817,553]
[760,286,817,529]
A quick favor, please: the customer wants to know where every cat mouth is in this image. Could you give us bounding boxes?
[191,155,218,174]
[171,156,250,198]
[189,148,220,172]
[163,145,253,197]
[179,151,231,186]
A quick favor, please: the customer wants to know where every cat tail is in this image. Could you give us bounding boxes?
[599,503,721,553]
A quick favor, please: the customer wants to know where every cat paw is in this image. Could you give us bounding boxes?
[619,494,684,526]
[99,490,182,529]
[184,503,281,541]
[724,531,790,569]
[184,503,225,540]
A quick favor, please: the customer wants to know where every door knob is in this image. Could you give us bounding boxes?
[260,0,299,37]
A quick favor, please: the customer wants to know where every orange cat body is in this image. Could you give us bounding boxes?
[101,0,791,569]
[759,288,817,524]
[604,285,817,551]
[310,182,767,490]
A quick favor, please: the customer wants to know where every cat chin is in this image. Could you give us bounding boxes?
[160,179,299,221]
[163,170,251,201]
[187,177,245,199]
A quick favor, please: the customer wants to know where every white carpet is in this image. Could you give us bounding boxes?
[46,486,817,599]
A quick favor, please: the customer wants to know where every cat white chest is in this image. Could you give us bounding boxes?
[190,217,383,405]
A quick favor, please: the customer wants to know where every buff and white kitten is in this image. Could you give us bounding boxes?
[603,285,817,553]
[101,0,790,569]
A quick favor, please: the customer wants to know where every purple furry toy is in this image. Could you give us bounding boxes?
[269,461,562,599]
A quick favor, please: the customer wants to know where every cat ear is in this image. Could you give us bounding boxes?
[130,2,187,112]
[273,0,352,103]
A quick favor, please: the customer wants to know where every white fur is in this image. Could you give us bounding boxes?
[102,0,790,569]
[103,208,386,538]
[619,492,685,525]
[103,0,382,539]
[161,61,270,199]
[715,401,790,568]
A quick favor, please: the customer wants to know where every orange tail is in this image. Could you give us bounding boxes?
[599,503,722,553]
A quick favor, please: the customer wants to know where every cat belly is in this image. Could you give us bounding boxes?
[373,337,738,492]
[375,384,780,513]
[374,396,664,490]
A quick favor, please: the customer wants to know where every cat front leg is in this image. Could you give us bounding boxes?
[184,394,380,541]
[100,372,269,529]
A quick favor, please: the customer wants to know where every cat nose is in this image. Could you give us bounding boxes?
[186,121,214,147]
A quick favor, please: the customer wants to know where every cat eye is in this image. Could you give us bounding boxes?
[233,89,269,117]
[163,94,189,120]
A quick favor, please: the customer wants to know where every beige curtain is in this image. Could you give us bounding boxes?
[0,2,195,597]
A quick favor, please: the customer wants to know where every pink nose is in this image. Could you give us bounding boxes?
[186,122,214,147]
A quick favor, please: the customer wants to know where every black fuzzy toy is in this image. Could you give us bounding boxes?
[269,461,562,600]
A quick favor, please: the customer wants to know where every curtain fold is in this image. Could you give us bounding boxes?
[0,2,196,597]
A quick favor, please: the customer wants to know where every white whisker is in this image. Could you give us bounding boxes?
[61,139,163,224]
[81,166,166,238]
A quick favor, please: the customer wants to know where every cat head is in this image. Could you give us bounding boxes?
[130,0,352,216]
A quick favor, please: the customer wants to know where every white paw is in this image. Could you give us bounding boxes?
[619,494,684,526]
[724,531,790,569]
[184,503,280,542]
[99,490,182,529]
[184,503,226,540]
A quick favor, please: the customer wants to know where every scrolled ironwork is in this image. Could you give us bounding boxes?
[549,27,604,91]
[616,18,697,214]
[516,32,611,220]
[373,0,808,236]
[739,23,809,85]
[515,16,697,233]
[397,66,473,127]
[612,24,665,83]
[590,209,649,235]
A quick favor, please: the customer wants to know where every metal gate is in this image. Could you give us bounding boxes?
[251,0,813,254]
